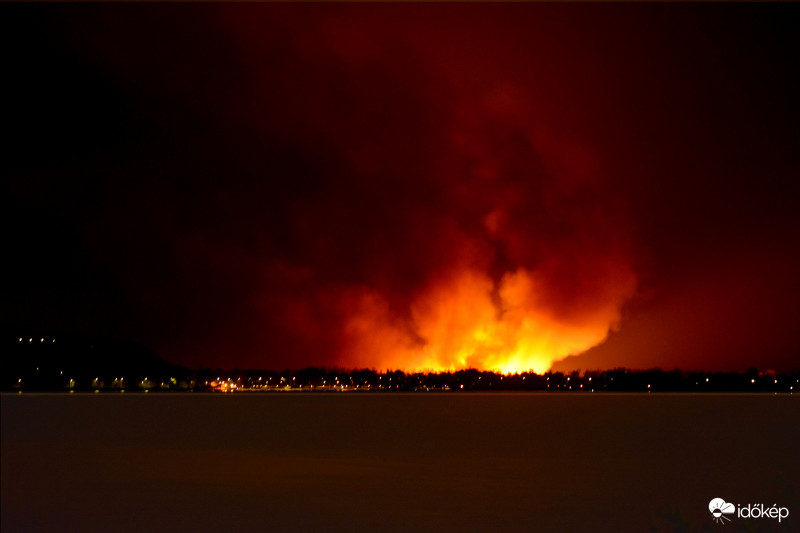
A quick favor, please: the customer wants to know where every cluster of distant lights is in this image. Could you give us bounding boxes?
[11,337,797,393]
[11,377,798,392]
[205,375,396,392]
[148,374,799,393]
[20,337,55,343]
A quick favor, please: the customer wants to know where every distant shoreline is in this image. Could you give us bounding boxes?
[3,391,797,397]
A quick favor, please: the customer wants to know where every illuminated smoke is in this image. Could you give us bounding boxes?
[231,8,639,372]
[253,86,638,372]
[330,109,635,372]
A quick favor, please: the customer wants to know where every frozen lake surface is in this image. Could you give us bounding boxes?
[2,393,798,532]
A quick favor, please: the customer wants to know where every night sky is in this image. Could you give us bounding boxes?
[4,4,799,372]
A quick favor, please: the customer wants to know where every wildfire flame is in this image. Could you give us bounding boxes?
[229,11,640,373]
[339,263,635,374]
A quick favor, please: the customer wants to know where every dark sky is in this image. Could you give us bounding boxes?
[3,4,799,372]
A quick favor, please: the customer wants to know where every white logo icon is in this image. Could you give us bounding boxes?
[709,498,735,524]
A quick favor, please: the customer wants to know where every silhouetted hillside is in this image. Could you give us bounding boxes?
[2,330,179,390]
[2,332,798,392]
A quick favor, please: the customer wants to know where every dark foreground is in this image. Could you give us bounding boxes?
[2,394,798,532]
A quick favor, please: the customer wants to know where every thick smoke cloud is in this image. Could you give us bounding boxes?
[5,4,799,371]
[207,6,638,371]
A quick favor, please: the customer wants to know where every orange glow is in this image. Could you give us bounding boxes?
[339,265,636,374]
[209,380,238,392]
[251,52,640,374]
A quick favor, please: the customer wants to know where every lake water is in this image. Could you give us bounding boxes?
[2,393,798,532]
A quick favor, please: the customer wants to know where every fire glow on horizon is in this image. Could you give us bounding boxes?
[339,266,636,374]
[226,10,643,374]
[275,104,640,374]
[9,6,669,374]
[5,5,800,374]
[249,37,640,374]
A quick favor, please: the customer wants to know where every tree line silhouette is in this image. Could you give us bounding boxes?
[3,332,798,392]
